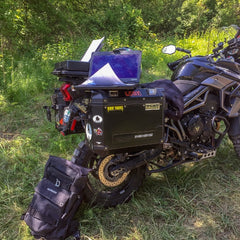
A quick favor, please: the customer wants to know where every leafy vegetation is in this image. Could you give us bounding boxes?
[1,1,240,239]
[1,0,240,51]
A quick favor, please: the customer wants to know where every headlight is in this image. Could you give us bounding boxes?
[85,123,92,141]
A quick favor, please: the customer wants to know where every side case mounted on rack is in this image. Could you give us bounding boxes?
[85,87,165,156]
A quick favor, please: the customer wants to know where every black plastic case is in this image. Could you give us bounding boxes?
[54,60,89,71]
[52,61,89,82]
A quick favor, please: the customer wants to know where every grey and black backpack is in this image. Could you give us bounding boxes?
[22,155,90,240]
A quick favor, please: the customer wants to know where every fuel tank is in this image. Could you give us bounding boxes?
[172,56,240,83]
[171,56,221,83]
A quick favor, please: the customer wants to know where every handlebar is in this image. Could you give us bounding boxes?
[213,42,224,54]
[210,37,240,60]
[167,55,189,71]
[176,47,191,54]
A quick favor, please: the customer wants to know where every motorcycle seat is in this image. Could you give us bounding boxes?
[173,79,200,95]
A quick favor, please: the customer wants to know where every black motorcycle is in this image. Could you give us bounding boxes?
[45,27,240,207]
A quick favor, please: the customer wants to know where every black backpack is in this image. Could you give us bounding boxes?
[22,155,90,240]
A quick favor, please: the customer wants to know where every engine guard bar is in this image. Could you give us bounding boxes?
[212,115,230,148]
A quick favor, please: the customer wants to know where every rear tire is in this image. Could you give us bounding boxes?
[229,135,240,158]
[71,141,146,207]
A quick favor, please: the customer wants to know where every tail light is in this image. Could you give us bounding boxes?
[60,83,72,101]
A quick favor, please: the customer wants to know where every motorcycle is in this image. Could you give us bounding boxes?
[45,27,240,207]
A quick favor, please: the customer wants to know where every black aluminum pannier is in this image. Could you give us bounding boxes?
[83,87,165,156]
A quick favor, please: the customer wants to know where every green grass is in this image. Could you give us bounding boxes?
[1,30,240,240]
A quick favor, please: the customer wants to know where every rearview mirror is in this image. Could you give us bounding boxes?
[162,45,176,55]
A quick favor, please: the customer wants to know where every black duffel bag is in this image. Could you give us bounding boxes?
[142,79,184,120]
[22,156,90,240]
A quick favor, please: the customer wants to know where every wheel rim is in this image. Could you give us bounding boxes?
[98,155,130,187]
[72,143,146,207]
[86,154,132,195]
